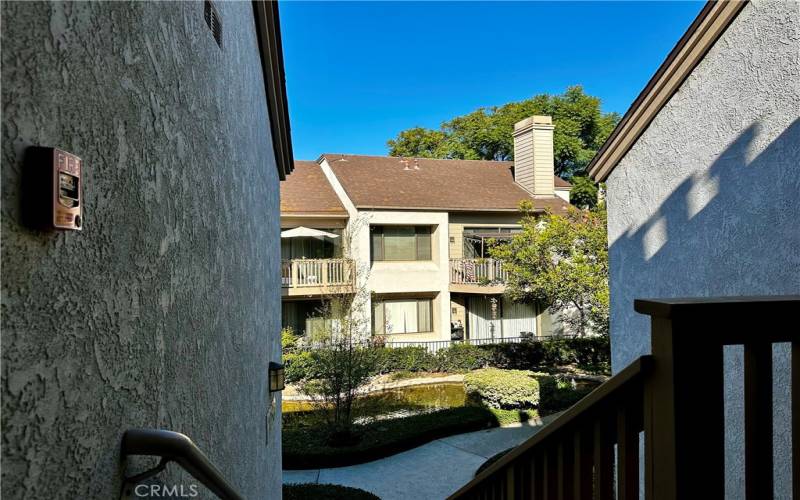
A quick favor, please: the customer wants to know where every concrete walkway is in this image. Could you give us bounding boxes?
[283,413,560,500]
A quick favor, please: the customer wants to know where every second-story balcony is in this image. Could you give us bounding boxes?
[281,258,355,297]
[449,258,507,294]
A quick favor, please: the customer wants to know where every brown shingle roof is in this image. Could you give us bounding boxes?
[324,154,570,213]
[280,161,348,215]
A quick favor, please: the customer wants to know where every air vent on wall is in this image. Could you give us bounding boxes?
[204,0,223,49]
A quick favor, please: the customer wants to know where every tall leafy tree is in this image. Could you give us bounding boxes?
[568,176,600,209]
[489,202,609,336]
[387,85,619,178]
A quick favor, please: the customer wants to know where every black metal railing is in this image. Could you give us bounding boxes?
[121,429,243,500]
[384,334,580,354]
[449,296,800,500]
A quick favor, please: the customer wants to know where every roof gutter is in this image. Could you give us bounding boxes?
[252,1,294,180]
[587,0,747,182]
[280,212,350,218]
[356,206,548,213]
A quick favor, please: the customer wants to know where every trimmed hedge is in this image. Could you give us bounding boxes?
[481,336,610,373]
[284,406,501,469]
[283,484,379,500]
[436,343,493,372]
[374,345,436,373]
[464,368,540,409]
[283,336,611,384]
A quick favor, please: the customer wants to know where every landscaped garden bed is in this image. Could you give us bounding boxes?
[282,334,608,470]
[283,406,535,469]
[284,336,611,385]
[283,371,596,469]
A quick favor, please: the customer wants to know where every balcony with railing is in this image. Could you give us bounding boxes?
[448,296,799,500]
[281,258,355,296]
[449,258,508,293]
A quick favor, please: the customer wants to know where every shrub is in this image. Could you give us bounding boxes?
[283,484,379,500]
[478,336,610,375]
[282,327,301,352]
[539,339,574,365]
[374,346,436,374]
[480,342,544,370]
[542,383,594,411]
[284,351,316,384]
[284,335,611,385]
[436,343,491,372]
[464,368,540,409]
[564,336,610,372]
[533,373,599,412]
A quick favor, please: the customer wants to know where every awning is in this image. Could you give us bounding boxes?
[280,226,339,239]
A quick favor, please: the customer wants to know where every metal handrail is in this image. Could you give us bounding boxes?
[383,334,582,354]
[449,258,508,284]
[121,429,243,500]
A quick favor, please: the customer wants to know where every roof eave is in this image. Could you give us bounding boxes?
[353,206,555,213]
[253,1,294,180]
[587,0,748,182]
[280,212,350,218]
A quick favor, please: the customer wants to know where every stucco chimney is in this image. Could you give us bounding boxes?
[513,115,555,197]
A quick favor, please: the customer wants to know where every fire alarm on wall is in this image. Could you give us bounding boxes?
[24,147,83,231]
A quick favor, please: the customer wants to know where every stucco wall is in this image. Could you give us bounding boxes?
[2,2,282,499]
[606,1,799,497]
[360,210,451,340]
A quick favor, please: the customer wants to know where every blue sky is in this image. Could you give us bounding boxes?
[279,1,704,161]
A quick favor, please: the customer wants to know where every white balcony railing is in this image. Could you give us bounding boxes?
[281,259,355,289]
[449,258,508,285]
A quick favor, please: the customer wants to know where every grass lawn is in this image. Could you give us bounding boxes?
[283,406,539,469]
[283,483,379,500]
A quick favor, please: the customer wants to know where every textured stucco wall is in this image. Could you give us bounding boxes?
[606,1,799,497]
[2,2,282,499]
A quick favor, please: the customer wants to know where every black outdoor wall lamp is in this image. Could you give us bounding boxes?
[269,362,285,392]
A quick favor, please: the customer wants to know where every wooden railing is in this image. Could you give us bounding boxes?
[449,296,800,500]
[281,259,354,289]
[450,258,508,284]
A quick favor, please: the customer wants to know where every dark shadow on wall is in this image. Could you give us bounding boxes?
[608,118,800,369]
[608,117,800,500]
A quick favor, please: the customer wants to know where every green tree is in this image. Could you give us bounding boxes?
[297,215,378,441]
[386,127,447,158]
[300,295,377,441]
[489,203,609,336]
[387,85,620,178]
[568,176,600,209]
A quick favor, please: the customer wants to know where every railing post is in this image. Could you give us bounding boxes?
[636,301,725,500]
[321,260,329,286]
[291,260,298,288]
[744,341,773,499]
